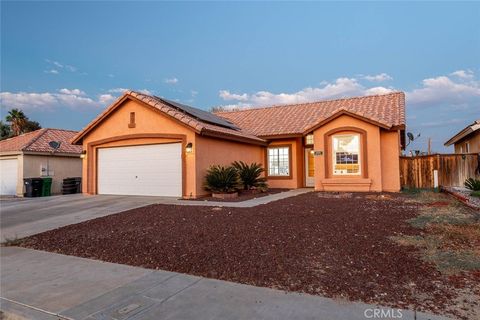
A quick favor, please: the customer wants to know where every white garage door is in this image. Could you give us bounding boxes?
[97,143,182,197]
[0,158,19,196]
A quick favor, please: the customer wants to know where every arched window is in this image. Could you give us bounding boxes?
[332,134,361,175]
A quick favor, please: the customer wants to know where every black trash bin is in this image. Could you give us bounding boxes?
[24,178,44,197]
[62,177,82,194]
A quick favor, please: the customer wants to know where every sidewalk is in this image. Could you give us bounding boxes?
[0,247,449,320]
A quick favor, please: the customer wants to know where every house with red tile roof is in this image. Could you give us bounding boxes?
[71,90,405,197]
[0,128,82,196]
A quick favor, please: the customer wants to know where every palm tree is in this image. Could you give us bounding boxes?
[5,109,27,136]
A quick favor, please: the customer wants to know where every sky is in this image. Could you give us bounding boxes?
[1,1,479,152]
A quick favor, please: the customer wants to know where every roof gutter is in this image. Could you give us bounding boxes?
[200,129,268,146]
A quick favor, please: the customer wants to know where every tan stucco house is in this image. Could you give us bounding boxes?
[444,119,480,154]
[72,91,405,198]
[0,128,82,196]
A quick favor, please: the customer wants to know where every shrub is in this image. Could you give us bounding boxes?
[232,161,268,191]
[204,165,239,193]
[464,178,480,191]
[471,190,480,198]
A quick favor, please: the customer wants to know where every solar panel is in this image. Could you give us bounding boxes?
[154,96,239,130]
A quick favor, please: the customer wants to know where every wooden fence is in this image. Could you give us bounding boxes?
[400,153,480,189]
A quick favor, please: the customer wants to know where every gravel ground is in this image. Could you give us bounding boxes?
[18,192,479,319]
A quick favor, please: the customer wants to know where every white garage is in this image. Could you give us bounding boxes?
[97,143,182,197]
[0,158,19,196]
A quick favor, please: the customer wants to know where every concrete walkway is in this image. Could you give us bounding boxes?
[0,189,312,242]
[0,247,448,320]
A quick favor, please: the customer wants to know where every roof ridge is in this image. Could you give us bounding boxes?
[215,91,404,114]
[42,127,79,133]
[21,128,49,151]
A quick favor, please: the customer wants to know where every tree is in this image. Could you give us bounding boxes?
[23,120,42,132]
[0,121,11,140]
[5,109,27,136]
[4,109,42,137]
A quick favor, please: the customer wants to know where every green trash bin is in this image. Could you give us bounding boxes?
[41,177,53,197]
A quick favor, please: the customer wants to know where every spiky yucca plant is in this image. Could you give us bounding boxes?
[204,165,239,193]
[465,178,480,191]
[232,161,267,191]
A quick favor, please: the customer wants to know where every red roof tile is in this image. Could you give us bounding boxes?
[216,92,406,137]
[0,128,82,154]
[72,91,267,145]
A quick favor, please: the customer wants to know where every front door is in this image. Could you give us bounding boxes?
[305,148,315,187]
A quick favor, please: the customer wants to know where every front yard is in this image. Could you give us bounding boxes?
[17,191,480,319]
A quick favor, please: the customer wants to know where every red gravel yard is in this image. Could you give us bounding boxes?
[19,192,479,319]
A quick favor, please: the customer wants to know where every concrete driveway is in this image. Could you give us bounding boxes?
[0,194,171,242]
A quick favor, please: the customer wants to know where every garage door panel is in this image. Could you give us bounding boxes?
[0,159,18,196]
[97,143,182,197]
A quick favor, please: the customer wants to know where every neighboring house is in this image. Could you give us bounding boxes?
[72,91,405,198]
[0,129,82,196]
[444,120,480,154]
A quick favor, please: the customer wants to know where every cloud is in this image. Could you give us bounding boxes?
[0,89,113,111]
[164,78,179,84]
[59,88,86,95]
[450,69,474,80]
[45,59,78,74]
[419,118,466,128]
[98,94,116,104]
[108,88,129,93]
[108,88,152,95]
[407,73,480,105]
[363,73,393,82]
[218,77,394,108]
[219,90,248,101]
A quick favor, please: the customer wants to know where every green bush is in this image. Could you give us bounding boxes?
[204,165,239,193]
[471,190,480,198]
[232,161,268,191]
[464,178,480,191]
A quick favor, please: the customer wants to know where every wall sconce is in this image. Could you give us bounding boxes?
[80,150,87,159]
[185,143,193,153]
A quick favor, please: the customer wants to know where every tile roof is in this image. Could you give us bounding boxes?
[215,92,406,137]
[444,119,480,146]
[0,128,82,154]
[72,91,267,145]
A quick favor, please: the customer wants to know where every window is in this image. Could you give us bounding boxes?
[268,146,290,176]
[332,134,360,175]
[465,142,470,153]
[305,134,314,145]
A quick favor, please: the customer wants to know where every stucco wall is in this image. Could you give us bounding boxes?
[380,130,401,192]
[23,154,82,194]
[266,138,304,189]
[80,98,197,196]
[194,135,264,197]
[454,131,480,153]
[313,114,400,192]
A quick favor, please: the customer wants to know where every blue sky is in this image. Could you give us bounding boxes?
[1,1,479,152]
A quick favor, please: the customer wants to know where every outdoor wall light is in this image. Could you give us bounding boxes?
[185,143,193,153]
[80,150,87,159]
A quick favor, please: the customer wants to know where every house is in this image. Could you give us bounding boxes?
[72,91,405,198]
[444,120,480,154]
[0,128,82,196]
